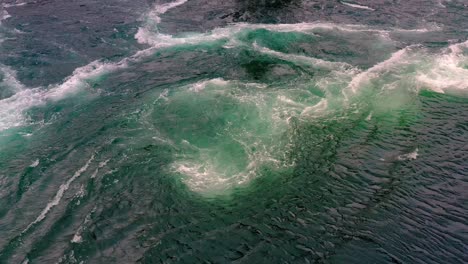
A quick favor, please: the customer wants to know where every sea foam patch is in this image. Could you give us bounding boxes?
[417,41,468,94]
[144,77,330,194]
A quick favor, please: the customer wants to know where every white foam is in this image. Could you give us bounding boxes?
[135,0,189,44]
[341,1,375,11]
[135,27,236,47]
[0,88,44,131]
[3,2,27,8]
[300,98,329,116]
[0,64,25,92]
[71,208,94,244]
[23,154,95,232]
[347,46,416,94]
[252,42,353,71]
[71,234,82,243]
[90,158,110,179]
[45,60,127,101]
[398,148,419,160]
[147,0,188,24]
[173,144,283,193]
[29,159,39,168]
[417,41,468,93]
[163,79,327,193]
[0,9,11,24]
[136,21,434,48]
[0,59,130,132]
[190,78,229,92]
[0,66,37,131]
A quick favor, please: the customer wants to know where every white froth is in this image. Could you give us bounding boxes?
[136,20,434,48]
[155,89,169,102]
[90,158,110,179]
[147,0,188,24]
[417,41,468,93]
[165,78,328,193]
[136,0,189,44]
[0,9,11,24]
[347,46,415,94]
[0,58,131,132]
[71,208,94,244]
[0,66,34,131]
[253,42,353,71]
[300,99,329,116]
[46,60,127,101]
[0,65,26,92]
[3,2,27,8]
[190,78,229,92]
[341,1,375,11]
[23,154,95,233]
[71,234,83,243]
[0,88,44,131]
[398,148,419,161]
[30,159,39,168]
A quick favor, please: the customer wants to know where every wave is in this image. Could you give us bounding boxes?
[347,45,418,94]
[45,60,127,101]
[0,60,127,132]
[0,24,460,134]
[0,0,462,138]
[136,21,438,47]
[416,40,468,93]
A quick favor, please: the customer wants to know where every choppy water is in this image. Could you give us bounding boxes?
[0,0,467,263]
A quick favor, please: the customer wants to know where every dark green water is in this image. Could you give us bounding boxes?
[0,0,467,263]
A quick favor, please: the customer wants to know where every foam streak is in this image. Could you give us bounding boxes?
[23,154,95,233]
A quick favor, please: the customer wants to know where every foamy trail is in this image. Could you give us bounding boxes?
[252,42,354,71]
[3,2,27,8]
[147,0,188,24]
[45,60,127,101]
[135,0,189,44]
[341,1,375,11]
[23,154,95,233]
[347,46,417,94]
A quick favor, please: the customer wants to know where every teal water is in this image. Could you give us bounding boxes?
[0,0,467,263]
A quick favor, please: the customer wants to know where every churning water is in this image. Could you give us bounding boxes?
[0,0,467,263]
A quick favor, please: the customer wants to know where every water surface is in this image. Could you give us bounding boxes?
[0,0,467,263]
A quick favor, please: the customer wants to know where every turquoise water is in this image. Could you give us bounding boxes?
[0,0,467,263]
